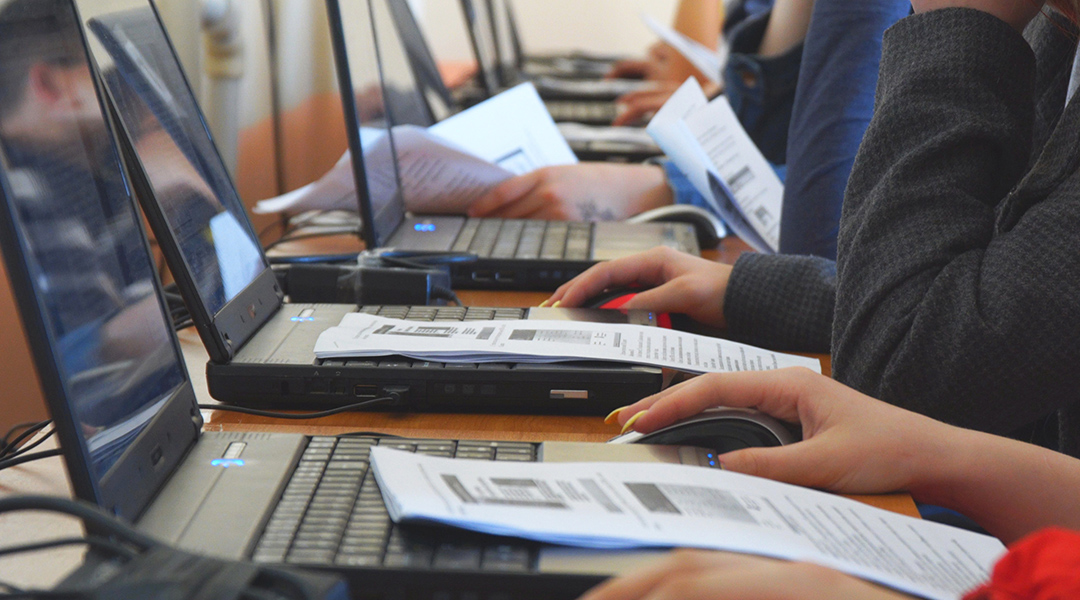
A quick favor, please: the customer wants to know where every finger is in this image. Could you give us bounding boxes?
[579,551,741,600]
[469,172,543,217]
[554,248,678,307]
[632,370,815,434]
[619,280,702,316]
[488,189,552,220]
[715,441,845,490]
[612,102,655,127]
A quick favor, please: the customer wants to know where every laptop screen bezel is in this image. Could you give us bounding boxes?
[458,0,501,97]
[86,0,284,364]
[382,0,456,123]
[325,0,410,250]
[0,0,202,522]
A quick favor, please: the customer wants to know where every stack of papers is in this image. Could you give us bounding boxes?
[371,447,1006,600]
[254,83,577,216]
[647,79,784,253]
[313,313,821,374]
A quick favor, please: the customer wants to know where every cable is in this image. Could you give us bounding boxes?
[197,395,397,420]
[1,421,50,458]
[0,449,62,472]
[267,254,359,265]
[431,286,461,306]
[0,536,138,562]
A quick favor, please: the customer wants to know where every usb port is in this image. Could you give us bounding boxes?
[353,385,379,399]
[472,270,494,282]
[495,272,516,283]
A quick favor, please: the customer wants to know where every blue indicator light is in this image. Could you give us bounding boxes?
[211,459,246,468]
[414,223,437,232]
[290,317,316,322]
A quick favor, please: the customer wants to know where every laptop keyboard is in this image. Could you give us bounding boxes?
[355,305,526,322]
[546,100,620,124]
[252,436,539,570]
[450,219,592,261]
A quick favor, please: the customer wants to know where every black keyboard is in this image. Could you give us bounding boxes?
[252,436,539,570]
[546,100,620,125]
[355,305,526,321]
[450,219,592,261]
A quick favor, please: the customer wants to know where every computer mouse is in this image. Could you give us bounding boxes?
[626,205,727,248]
[608,407,798,454]
[582,288,639,309]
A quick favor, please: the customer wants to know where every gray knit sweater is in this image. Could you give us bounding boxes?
[722,9,1080,456]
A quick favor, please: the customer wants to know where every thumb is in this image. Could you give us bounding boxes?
[469,172,541,217]
[719,442,832,489]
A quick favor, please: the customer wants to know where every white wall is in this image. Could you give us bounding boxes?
[420,0,679,61]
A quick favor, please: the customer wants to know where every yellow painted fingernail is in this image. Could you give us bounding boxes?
[604,407,625,425]
[620,411,645,434]
[552,301,562,308]
[538,299,551,308]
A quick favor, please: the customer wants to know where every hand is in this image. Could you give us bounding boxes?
[579,550,912,600]
[606,58,650,80]
[609,368,958,496]
[468,164,673,221]
[606,43,682,82]
[612,81,682,126]
[910,0,1045,31]
[545,247,732,329]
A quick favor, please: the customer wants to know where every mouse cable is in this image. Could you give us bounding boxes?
[2,421,51,457]
[197,395,397,420]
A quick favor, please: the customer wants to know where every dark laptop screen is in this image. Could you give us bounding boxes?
[384,0,454,122]
[0,0,185,479]
[371,0,434,127]
[460,0,501,94]
[329,0,407,248]
[79,0,266,318]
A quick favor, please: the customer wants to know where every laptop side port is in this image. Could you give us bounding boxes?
[353,385,379,399]
[471,270,494,282]
[494,271,516,283]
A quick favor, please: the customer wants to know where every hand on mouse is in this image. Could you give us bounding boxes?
[578,549,912,600]
[544,247,732,329]
[609,369,956,497]
[468,164,673,221]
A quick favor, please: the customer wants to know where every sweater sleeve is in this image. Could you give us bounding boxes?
[831,9,1080,436]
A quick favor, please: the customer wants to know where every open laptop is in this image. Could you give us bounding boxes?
[380,0,663,162]
[81,0,667,414]
[0,6,721,593]
[331,0,697,291]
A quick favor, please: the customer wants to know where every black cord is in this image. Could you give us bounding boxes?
[0,536,138,562]
[0,449,62,471]
[2,429,54,462]
[431,286,462,306]
[197,395,397,420]
[1,421,50,458]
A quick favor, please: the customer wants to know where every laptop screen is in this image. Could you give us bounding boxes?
[328,0,407,248]
[371,0,434,128]
[383,0,455,123]
[78,0,266,318]
[0,0,185,480]
[459,0,501,95]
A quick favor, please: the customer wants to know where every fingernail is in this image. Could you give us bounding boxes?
[538,300,550,308]
[552,301,562,308]
[604,407,625,425]
[620,411,644,434]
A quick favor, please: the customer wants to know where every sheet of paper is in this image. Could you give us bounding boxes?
[313,312,821,374]
[369,126,514,214]
[642,13,726,84]
[646,78,713,194]
[428,82,578,174]
[685,98,784,252]
[254,126,514,216]
[371,448,1005,600]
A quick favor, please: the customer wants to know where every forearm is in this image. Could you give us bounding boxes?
[759,0,814,57]
[911,428,1080,544]
[673,0,722,50]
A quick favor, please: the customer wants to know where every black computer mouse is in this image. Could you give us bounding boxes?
[607,407,798,454]
[626,205,726,248]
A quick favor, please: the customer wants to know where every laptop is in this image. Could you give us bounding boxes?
[494,0,628,81]
[457,0,638,125]
[331,0,697,291]
[81,0,667,414]
[380,0,663,162]
[0,7,721,593]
